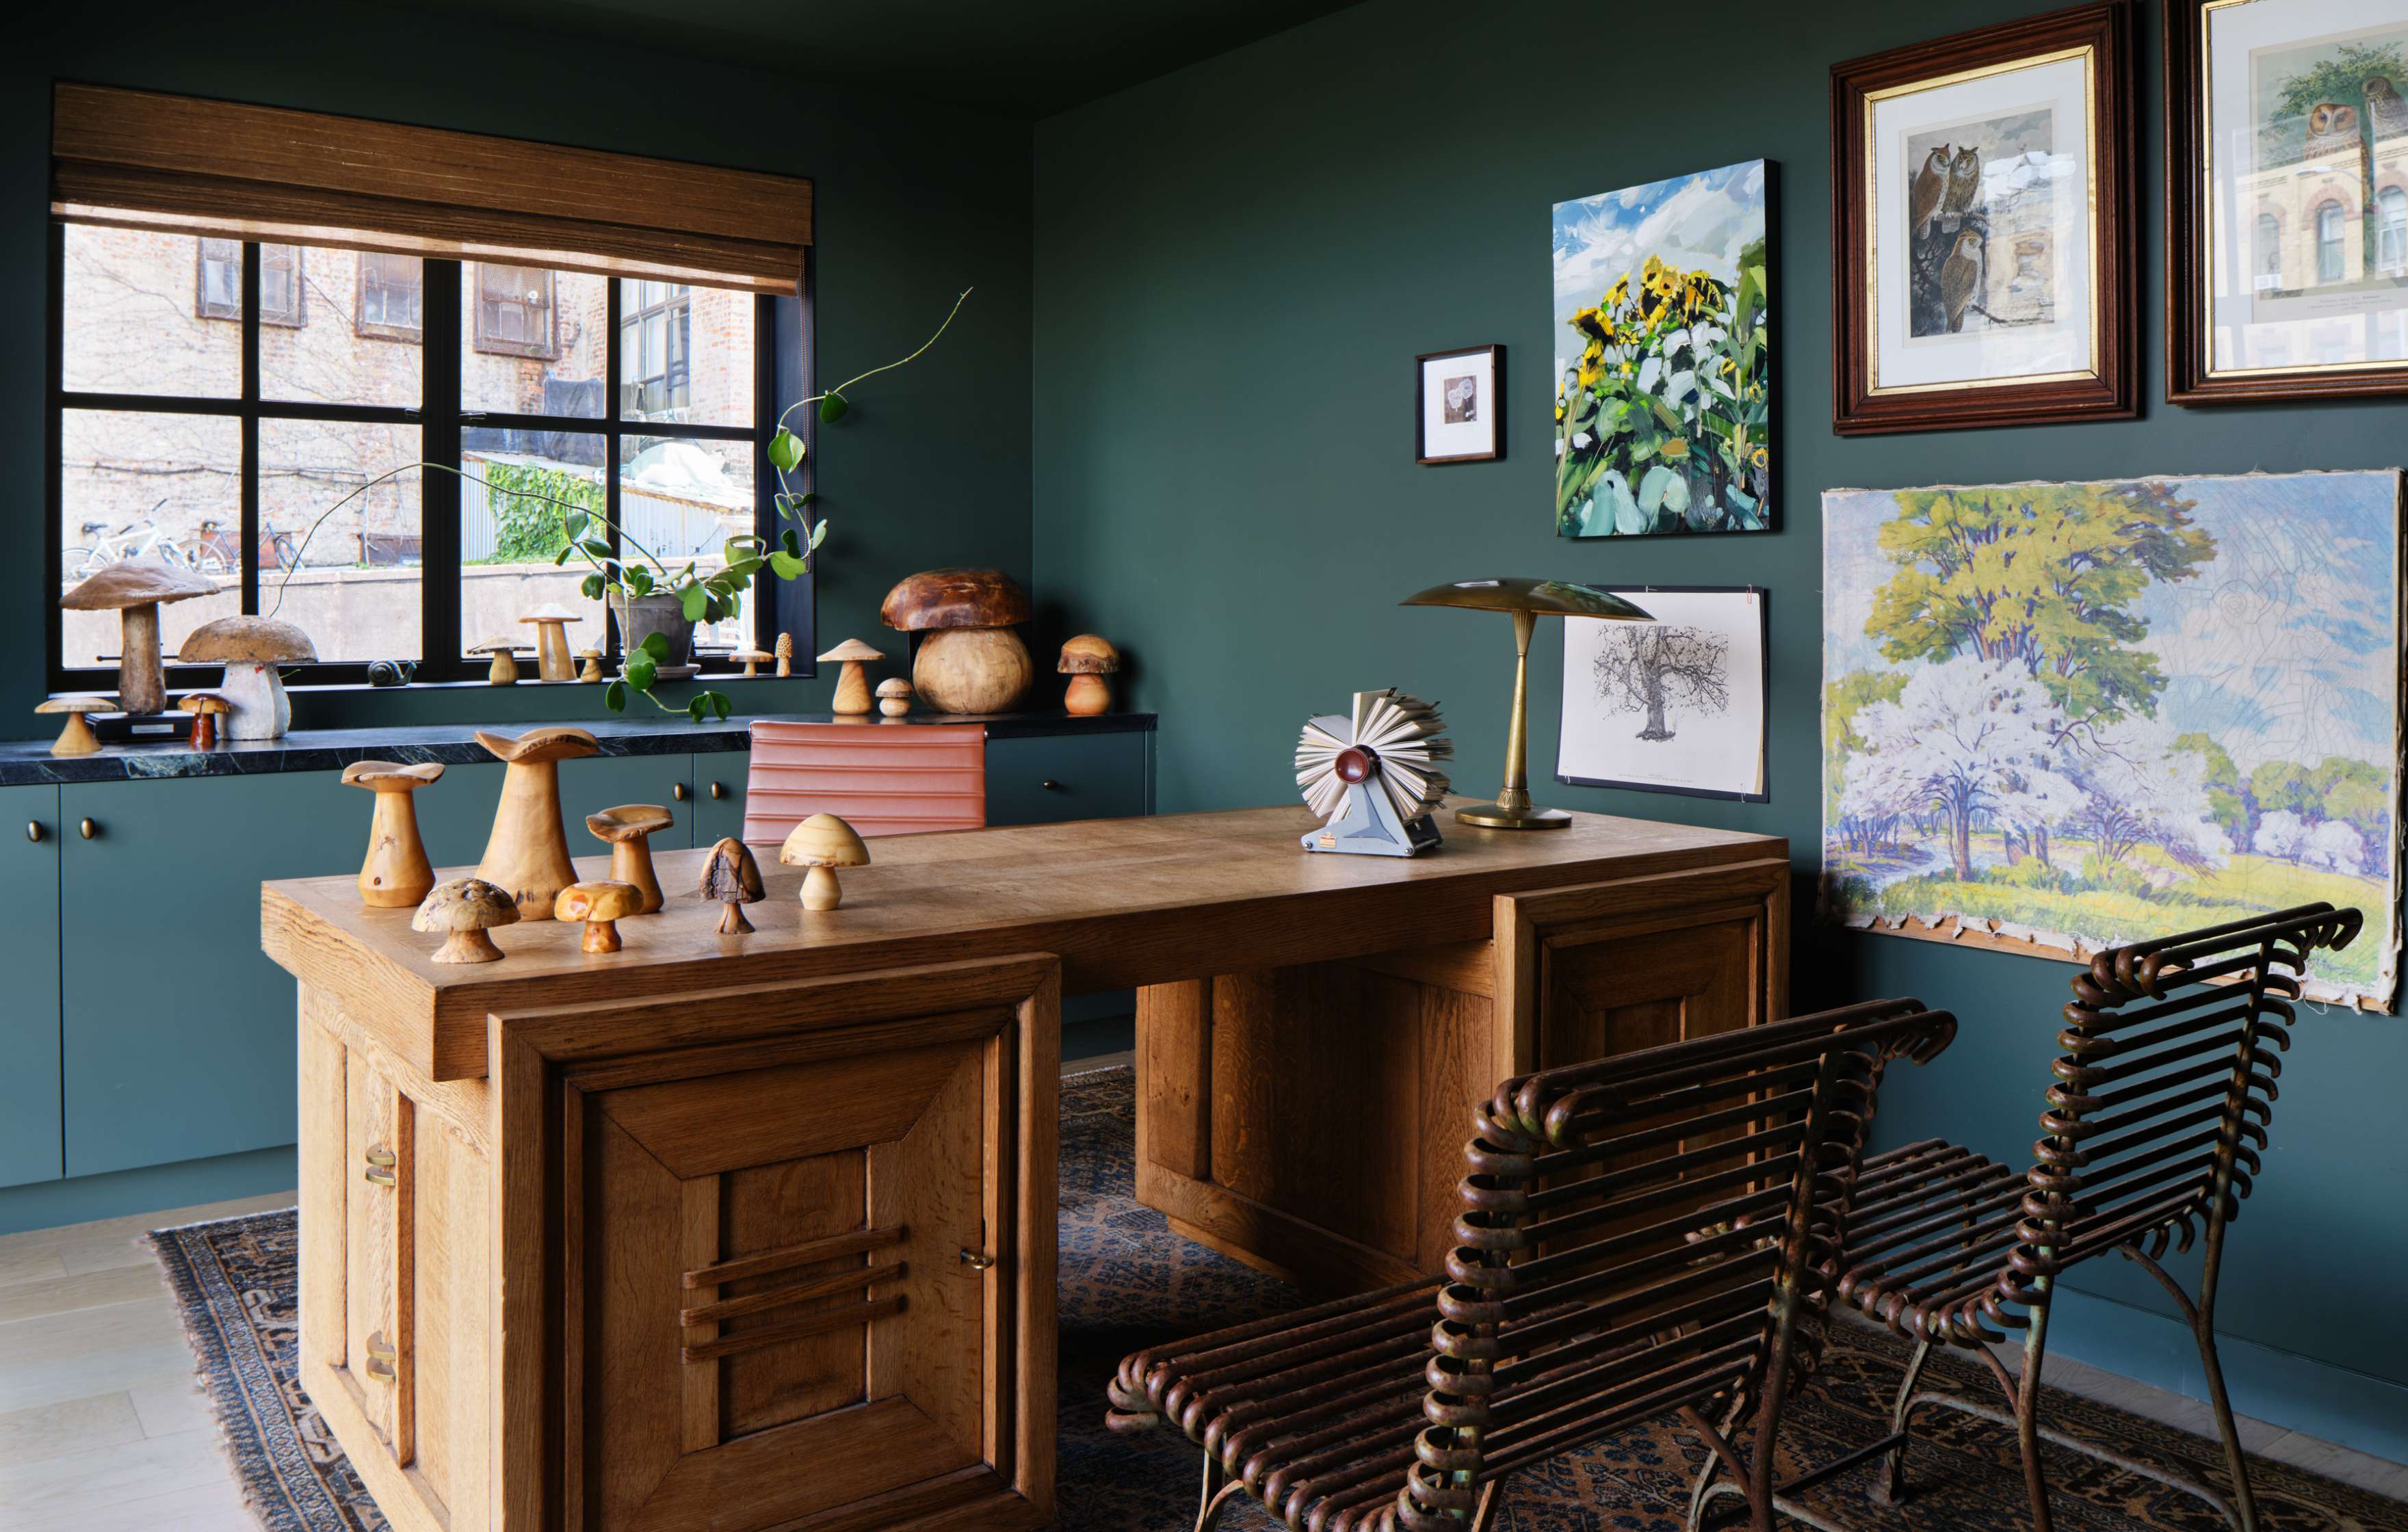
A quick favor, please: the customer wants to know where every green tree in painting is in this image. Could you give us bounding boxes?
[2176,732,2251,845]
[1823,670,1907,820]
[2316,757,2392,850]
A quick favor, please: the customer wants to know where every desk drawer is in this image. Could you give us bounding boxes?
[983,734,1147,827]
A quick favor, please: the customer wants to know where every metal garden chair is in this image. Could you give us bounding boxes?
[1834,903,2362,1532]
[1105,997,1961,1531]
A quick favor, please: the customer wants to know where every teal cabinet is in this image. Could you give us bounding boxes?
[690,756,748,847]
[58,773,356,1178]
[564,755,700,852]
[0,786,63,1189]
[984,733,1149,827]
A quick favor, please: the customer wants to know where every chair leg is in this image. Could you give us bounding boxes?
[1196,1453,1242,1532]
[2191,1320,2260,1532]
[1467,1479,1503,1532]
[2014,1299,2057,1532]
[1874,1336,1935,1505]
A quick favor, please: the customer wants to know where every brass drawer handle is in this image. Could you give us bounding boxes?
[365,1331,398,1381]
[672,782,689,801]
[363,1146,397,1185]
[79,818,99,840]
[25,821,42,844]
[709,780,727,800]
[1041,779,1062,791]
[959,1247,997,1271]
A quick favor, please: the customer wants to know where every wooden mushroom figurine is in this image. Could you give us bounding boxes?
[775,633,794,678]
[177,691,233,749]
[469,639,527,685]
[586,803,673,914]
[519,604,579,682]
[876,677,913,717]
[731,646,774,678]
[36,696,111,756]
[177,616,317,739]
[697,836,766,934]
[413,877,520,964]
[556,880,642,954]
[343,760,446,908]
[473,726,600,919]
[578,648,605,683]
[879,568,1035,714]
[60,559,215,716]
[781,813,870,910]
[820,638,887,714]
[1058,634,1120,715]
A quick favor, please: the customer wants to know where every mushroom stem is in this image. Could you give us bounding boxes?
[581,918,623,955]
[533,622,574,681]
[189,712,219,750]
[609,835,664,914]
[435,928,506,964]
[479,761,579,919]
[360,789,436,908]
[52,712,100,756]
[220,661,292,740]
[832,660,872,714]
[1064,673,1112,715]
[718,901,754,935]
[802,864,844,910]
[118,603,166,715]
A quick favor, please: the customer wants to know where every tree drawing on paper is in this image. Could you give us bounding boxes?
[1593,625,1730,742]
[1821,473,2401,1007]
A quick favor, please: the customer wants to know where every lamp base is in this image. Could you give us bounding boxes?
[1454,802,1572,830]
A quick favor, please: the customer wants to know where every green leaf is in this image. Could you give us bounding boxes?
[807,520,830,551]
[581,538,613,562]
[768,428,805,472]
[770,551,808,579]
[710,692,732,722]
[640,631,672,659]
[687,696,707,723]
[553,544,575,566]
[629,566,654,596]
[564,511,589,540]
[780,528,802,557]
[603,678,628,712]
[702,596,724,624]
[819,392,849,424]
[580,573,605,600]
[679,584,708,622]
[624,652,657,692]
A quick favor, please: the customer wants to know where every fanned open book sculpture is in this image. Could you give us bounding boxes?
[1295,689,1452,856]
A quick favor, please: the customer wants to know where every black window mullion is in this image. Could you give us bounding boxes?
[603,275,624,659]
[45,224,65,692]
[239,243,261,618]
[423,261,464,678]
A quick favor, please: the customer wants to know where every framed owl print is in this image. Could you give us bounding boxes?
[2169,0,2408,402]
[1830,1,2138,434]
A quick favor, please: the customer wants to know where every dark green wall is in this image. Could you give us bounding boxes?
[1033,0,2408,1449]
[7,0,1033,739]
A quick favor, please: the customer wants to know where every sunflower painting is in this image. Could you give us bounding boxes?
[1553,161,1770,537]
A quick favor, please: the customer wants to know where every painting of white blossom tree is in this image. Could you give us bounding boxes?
[1821,473,2403,1009]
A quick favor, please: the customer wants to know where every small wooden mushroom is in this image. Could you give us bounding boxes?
[781,813,869,910]
[176,616,316,739]
[60,558,215,716]
[775,633,794,678]
[578,649,605,683]
[697,836,766,934]
[469,639,526,685]
[731,646,774,678]
[586,804,673,914]
[177,691,233,749]
[413,878,520,964]
[519,604,579,682]
[343,759,447,908]
[1058,634,1120,715]
[36,696,111,756]
[473,726,601,919]
[820,639,887,715]
[556,880,642,954]
[876,677,914,717]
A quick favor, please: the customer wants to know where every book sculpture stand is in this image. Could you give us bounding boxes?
[1295,689,1451,857]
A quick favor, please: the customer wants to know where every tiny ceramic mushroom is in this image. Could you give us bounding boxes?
[781,813,870,910]
[586,803,674,913]
[519,603,579,681]
[555,879,642,954]
[36,696,111,756]
[474,726,601,919]
[731,646,774,678]
[343,760,447,908]
[820,638,887,714]
[697,836,766,934]
[1058,634,1120,715]
[469,639,527,685]
[60,558,215,716]
[413,877,520,964]
[176,691,233,750]
[177,615,317,739]
[775,633,794,677]
[876,676,914,717]
[578,648,605,683]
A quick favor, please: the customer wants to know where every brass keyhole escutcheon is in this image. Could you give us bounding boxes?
[959,1247,997,1271]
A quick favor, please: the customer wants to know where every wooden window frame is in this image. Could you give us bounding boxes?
[355,252,426,343]
[472,262,559,360]
[618,282,691,420]
[198,239,304,327]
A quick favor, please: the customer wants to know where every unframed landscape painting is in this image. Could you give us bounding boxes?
[1820,472,2403,1008]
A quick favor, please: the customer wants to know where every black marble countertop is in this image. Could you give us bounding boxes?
[0,710,1155,786]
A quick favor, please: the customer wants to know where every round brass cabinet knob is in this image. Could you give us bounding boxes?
[79,818,99,841]
[25,821,44,844]
[1041,779,1062,791]
[959,1248,997,1271]
[709,781,727,800]
[672,782,688,802]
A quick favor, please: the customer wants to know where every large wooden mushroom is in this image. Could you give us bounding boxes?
[36,696,112,756]
[586,804,673,913]
[697,836,765,934]
[178,616,316,739]
[519,605,581,682]
[413,878,519,964]
[820,638,887,714]
[1058,634,1120,715]
[556,880,642,954]
[780,813,869,910]
[343,760,446,908]
[473,726,600,919]
[880,568,1034,714]
[60,559,215,716]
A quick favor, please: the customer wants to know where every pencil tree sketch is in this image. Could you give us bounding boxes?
[1593,624,1730,742]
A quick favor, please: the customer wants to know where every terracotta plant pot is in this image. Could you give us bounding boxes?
[610,591,694,668]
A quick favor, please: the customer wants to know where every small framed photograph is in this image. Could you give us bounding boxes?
[1831,1,2137,434]
[1558,585,1769,802]
[1416,345,1502,463]
[2169,0,2408,404]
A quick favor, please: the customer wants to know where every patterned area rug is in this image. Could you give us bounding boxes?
[148,1066,2404,1532]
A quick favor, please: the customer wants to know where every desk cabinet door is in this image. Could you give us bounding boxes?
[689,756,748,847]
[982,733,1147,827]
[0,785,62,1188]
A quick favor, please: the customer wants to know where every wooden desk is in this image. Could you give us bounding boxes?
[263,802,1785,1532]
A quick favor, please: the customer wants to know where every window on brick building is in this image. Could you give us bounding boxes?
[356,252,426,341]
[2316,201,2347,283]
[473,263,558,358]
[200,239,305,326]
[620,280,691,418]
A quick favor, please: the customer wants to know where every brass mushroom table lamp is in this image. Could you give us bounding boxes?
[1400,577,1653,830]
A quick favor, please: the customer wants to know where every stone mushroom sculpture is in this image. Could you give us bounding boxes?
[413,877,520,964]
[36,696,112,756]
[343,760,447,908]
[697,836,766,934]
[473,726,600,919]
[519,604,580,682]
[876,677,913,717]
[880,568,1034,714]
[556,880,642,954]
[177,691,233,749]
[1058,634,1120,715]
[60,558,215,716]
[731,646,774,678]
[177,616,317,739]
[781,813,869,910]
[469,639,525,685]
[820,638,887,714]
[586,804,673,914]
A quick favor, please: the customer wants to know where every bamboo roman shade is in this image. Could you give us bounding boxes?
[51,83,811,294]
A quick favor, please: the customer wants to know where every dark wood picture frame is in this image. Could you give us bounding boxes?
[1829,0,2137,435]
[1415,344,1504,464]
[2167,0,2408,404]
[1557,584,1770,804]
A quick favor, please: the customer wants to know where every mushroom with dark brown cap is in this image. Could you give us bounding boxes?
[473,726,601,919]
[178,615,317,739]
[468,639,527,685]
[519,603,580,681]
[413,877,521,964]
[555,879,642,953]
[878,568,1034,714]
[696,836,766,934]
[819,637,887,714]
[344,760,446,908]
[176,691,233,750]
[36,696,111,756]
[1058,634,1120,716]
[780,813,870,910]
[60,558,216,716]
[876,676,913,717]
[585,803,674,913]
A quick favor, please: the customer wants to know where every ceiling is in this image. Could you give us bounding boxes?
[393,0,1354,118]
